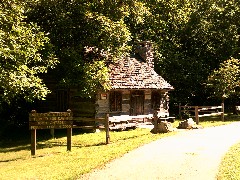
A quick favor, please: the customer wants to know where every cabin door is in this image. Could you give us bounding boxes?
[131,91,144,116]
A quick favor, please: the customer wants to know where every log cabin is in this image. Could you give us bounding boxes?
[96,41,173,120]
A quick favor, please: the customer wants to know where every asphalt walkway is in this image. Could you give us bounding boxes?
[81,122,240,180]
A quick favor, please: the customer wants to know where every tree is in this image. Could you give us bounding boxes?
[0,1,58,103]
[207,57,240,101]
[141,0,240,105]
[27,0,145,97]
[25,0,240,103]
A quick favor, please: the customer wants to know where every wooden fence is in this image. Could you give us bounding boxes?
[73,115,110,143]
[179,103,224,124]
[73,114,138,132]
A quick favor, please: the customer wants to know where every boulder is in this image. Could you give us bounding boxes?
[151,121,174,133]
[177,118,203,129]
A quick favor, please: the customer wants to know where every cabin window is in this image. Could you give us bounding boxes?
[151,91,161,110]
[110,91,122,112]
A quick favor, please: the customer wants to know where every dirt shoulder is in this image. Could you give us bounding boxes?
[80,122,240,180]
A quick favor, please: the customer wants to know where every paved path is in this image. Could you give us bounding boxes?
[81,122,240,180]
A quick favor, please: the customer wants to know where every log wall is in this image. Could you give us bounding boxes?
[95,89,170,118]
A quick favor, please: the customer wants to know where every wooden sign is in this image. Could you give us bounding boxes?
[29,110,73,129]
[29,109,73,156]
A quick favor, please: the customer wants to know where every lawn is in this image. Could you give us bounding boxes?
[217,141,240,180]
[0,118,236,180]
[0,128,177,180]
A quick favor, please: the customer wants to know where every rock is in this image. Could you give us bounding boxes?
[151,121,174,133]
[177,118,203,129]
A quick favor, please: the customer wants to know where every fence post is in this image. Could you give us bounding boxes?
[179,103,182,120]
[67,109,72,151]
[195,106,199,125]
[105,113,110,144]
[30,110,37,156]
[221,103,224,121]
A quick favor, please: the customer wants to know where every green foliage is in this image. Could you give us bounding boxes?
[0,1,58,103]
[27,0,140,97]
[217,141,240,179]
[1,0,240,103]
[207,57,240,99]
[82,60,111,97]
[143,0,240,104]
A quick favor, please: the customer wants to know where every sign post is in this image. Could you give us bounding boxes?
[67,128,72,151]
[29,109,73,156]
[31,129,36,156]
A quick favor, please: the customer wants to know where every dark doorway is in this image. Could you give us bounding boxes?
[131,90,144,116]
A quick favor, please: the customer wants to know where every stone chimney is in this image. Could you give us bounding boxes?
[135,41,154,68]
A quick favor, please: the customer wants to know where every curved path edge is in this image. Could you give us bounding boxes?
[80,122,240,180]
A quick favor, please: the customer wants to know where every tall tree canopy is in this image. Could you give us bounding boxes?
[2,0,240,104]
[0,1,58,103]
[27,0,149,97]
[143,0,240,104]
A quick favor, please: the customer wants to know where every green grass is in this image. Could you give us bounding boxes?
[217,142,240,180]
[0,118,237,180]
[0,128,177,180]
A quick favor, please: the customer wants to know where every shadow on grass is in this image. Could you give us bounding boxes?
[35,132,147,149]
[0,139,107,154]
[225,114,240,121]
[37,141,107,149]
[0,141,31,153]
[0,125,31,152]
[0,157,24,163]
[0,128,108,153]
[0,129,149,154]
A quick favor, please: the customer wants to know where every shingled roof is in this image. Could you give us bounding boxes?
[109,56,173,90]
